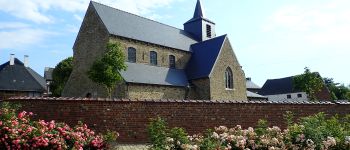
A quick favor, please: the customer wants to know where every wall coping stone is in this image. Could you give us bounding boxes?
[6,96,348,105]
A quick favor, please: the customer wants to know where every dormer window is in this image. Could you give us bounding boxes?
[206,24,212,38]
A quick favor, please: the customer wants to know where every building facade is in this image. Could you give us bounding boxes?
[259,76,331,101]
[63,0,247,100]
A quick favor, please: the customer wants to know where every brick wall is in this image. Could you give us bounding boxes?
[5,97,350,144]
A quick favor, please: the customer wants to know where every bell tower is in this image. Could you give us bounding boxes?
[184,0,216,42]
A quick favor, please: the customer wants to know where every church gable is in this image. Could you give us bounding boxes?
[209,38,247,100]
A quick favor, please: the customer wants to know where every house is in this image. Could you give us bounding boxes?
[0,54,46,100]
[259,76,331,101]
[246,77,267,101]
[44,67,54,95]
[63,0,247,100]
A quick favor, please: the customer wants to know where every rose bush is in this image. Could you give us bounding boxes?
[149,113,350,150]
[0,103,118,150]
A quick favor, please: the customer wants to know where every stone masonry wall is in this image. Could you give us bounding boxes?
[110,36,192,69]
[6,97,350,143]
[62,4,110,98]
[188,78,211,99]
[127,83,187,99]
[210,38,247,100]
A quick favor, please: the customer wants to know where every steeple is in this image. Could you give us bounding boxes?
[193,0,205,18]
[184,0,216,42]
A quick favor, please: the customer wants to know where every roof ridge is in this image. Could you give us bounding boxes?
[91,1,186,32]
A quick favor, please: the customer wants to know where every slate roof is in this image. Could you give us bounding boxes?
[0,58,46,92]
[185,35,227,80]
[91,1,198,51]
[246,80,261,89]
[184,0,215,24]
[120,62,188,87]
[258,76,299,95]
[247,91,267,98]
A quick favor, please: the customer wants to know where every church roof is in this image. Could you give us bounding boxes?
[193,0,205,18]
[186,35,227,80]
[120,62,188,87]
[258,76,297,95]
[91,1,198,51]
[0,58,46,92]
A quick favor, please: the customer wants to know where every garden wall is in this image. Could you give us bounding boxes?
[5,97,350,143]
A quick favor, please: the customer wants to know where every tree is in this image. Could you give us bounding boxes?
[50,57,73,97]
[324,78,350,100]
[293,67,324,101]
[87,42,127,98]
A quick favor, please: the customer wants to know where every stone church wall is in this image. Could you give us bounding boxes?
[110,37,191,70]
[210,38,247,100]
[127,83,186,99]
[62,4,110,98]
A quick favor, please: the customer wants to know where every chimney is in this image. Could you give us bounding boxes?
[10,54,15,65]
[246,77,251,81]
[24,55,29,67]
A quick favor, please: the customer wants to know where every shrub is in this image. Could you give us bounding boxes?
[148,114,350,150]
[0,102,118,150]
[147,117,168,150]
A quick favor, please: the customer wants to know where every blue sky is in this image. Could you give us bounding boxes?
[0,0,349,86]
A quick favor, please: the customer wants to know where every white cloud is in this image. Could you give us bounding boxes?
[0,22,30,29]
[263,0,350,47]
[0,0,178,24]
[0,23,54,49]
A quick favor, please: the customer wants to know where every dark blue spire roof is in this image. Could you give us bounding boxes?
[193,0,205,18]
[185,35,227,80]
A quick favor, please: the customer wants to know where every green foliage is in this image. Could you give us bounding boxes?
[298,113,348,149]
[103,130,119,143]
[255,119,268,136]
[284,111,295,127]
[199,129,221,150]
[168,127,189,150]
[147,117,168,150]
[87,42,127,98]
[324,78,350,101]
[0,102,21,121]
[293,67,324,101]
[50,57,73,97]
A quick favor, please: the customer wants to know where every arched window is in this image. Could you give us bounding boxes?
[128,47,136,63]
[225,67,233,89]
[169,55,175,68]
[150,51,157,66]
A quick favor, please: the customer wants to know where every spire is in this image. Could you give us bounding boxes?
[193,0,205,18]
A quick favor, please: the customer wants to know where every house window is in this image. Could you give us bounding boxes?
[297,94,302,98]
[225,67,233,89]
[150,51,157,66]
[287,94,291,99]
[127,47,136,63]
[169,55,175,69]
[206,24,212,38]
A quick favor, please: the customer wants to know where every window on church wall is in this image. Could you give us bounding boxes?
[206,24,212,38]
[169,55,176,69]
[127,47,136,63]
[225,67,233,89]
[150,51,157,66]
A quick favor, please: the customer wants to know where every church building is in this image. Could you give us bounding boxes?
[63,0,247,100]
